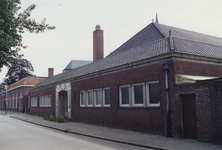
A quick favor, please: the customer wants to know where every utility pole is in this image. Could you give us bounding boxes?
[5,85,7,114]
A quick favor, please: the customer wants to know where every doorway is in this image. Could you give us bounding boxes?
[58,90,68,118]
[181,94,197,139]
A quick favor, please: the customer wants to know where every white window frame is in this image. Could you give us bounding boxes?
[119,85,130,107]
[35,97,37,107]
[87,90,93,107]
[43,96,45,107]
[80,91,86,107]
[45,96,48,107]
[39,96,42,107]
[146,81,160,107]
[103,87,111,107]
[132,83,145,107]
[48,95,51,107]
[19,90,22,98]
[94,89,102,107]
[31,97,37,107]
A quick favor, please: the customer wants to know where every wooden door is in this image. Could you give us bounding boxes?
[182,94,197,139]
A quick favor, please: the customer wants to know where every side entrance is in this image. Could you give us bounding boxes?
[181,94,197,139]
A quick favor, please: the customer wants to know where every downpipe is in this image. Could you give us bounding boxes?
[162,62,171,137]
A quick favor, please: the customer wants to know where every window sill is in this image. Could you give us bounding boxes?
[118,106,160,109]
[79,107,111,109]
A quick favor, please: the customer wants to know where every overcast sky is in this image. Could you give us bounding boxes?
[1,0,222,82]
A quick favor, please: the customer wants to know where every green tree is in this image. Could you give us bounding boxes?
[0,0,55,70]
[4,59,34,85]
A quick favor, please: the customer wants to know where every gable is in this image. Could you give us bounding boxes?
[108,23,165,56]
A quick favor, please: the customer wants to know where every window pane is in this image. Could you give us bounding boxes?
[43,97,45,106]
[88,91,93,105]
[121,87,129,104]
[149,83,160,104]
[104,89,110,105]
[134,85,143,104]
[46,96,48,107]
[96,90,101,105]
[49,96,51,106]
[81,92,85,105]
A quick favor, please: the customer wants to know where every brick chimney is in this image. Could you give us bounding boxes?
[93,25,104,62]
[48,68,54,77]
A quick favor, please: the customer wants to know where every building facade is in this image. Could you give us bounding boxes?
[30,22,222,144]
[4,76,46,113]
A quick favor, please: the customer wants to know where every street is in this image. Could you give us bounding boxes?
[0,115,150,150]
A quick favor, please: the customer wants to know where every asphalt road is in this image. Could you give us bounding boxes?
[0,115,151,150]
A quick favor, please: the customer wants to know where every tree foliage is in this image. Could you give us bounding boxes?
[0,0,55,70]
[4,59,35,85]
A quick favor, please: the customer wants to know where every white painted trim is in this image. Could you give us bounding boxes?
[119,85,130,107]
[132,83,145,107]
[103,87,111,107]
[80,91,86,107]
[86,90,93,107]
[94,89,102,107]
[146,81,160,107]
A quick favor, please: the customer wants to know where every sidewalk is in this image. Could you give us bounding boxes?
[0,110,221,150]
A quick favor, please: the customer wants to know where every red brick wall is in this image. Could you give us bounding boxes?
[30,86,56,117]
[29,57,222,143]
[71,59,168,135]
[172,58,222,143]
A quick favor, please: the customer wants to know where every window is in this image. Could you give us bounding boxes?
[103,88,110,107]
[146,81,160,106]
[132,83,145,106]
[39,96,42,107]
[45,96,48,107]
[20,90,22,98]
[79,87,111,108]
[119,81,160,107]
[31,97,37,107]
[39,95,51,107]
[48,96,51,107]
[119,85,130,107]
[87,90,93,107]
[94,89,102,107]
[80,91,86,107]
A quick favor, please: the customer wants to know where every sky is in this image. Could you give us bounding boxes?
[1,0,222,82]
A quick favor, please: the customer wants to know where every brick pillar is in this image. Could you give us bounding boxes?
[93,25,104,62]
[48,68,54,77]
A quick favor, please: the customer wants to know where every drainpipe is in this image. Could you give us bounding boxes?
[162,62,171,137]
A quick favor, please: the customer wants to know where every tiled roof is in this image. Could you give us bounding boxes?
[33,22,222,89]
[154,23,222,47]
[173,37,222,59]
[34,38,169,88]
[7,77,46,91]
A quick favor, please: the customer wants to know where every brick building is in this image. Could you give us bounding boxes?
[30,22,222,144]
[1,76,46,113]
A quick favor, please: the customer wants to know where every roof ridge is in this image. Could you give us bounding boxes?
[152,22,167,38]
[107,23,157,57]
